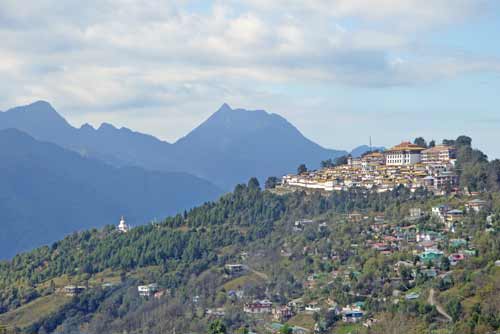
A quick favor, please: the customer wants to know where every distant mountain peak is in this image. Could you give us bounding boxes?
[218,103,232,112]
[80,123,95,131]
[1,101,347,191]
[1,100,72,136]
[350,145,386,158]
[98,122,117,131]
[12,100,58,115]
[30,100,54,108]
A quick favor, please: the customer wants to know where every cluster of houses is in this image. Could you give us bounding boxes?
[126,195,489,333]
[242,298,368,326]
[431,198,488,230]
[286,198,489,327]
[282,142,458,194]
[365,201,486,278]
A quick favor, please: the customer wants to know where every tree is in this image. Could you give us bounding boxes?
[487,160,500,191]
[442,139,456,146]
[324,309,340,327]
[440,256,450,271]
[429,140,436,148]
[297,164,308,174]
[265,176,279,189]
[248,177,261,191]
[456,135,472,147]
[208,320,226,334]
[322,156,348,168]
[49,280,56,294]
[280,324,293,334]
[321,159,334,168]
[334,155,349,166]
[447,297,463,322]
[414,137,427,148]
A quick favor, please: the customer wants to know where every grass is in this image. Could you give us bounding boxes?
[38,274,72,290]
[331,323,365,334]
[222,272,265,291]
[129,265,162,282]
[0,294,71,329]
[37,269,123,291]
[286,313,314,330]
[88,269,122,286]
[0,265,162,330]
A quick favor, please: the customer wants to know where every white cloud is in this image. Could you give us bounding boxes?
[0,0,499,143]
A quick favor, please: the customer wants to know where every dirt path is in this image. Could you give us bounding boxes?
[428,288,453,322]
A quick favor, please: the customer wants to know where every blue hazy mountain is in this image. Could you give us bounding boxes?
[0,129,221,259]
[0,101,347,189]
[350,145,386,158]
[173,103,347,188]
[0,101,176,169]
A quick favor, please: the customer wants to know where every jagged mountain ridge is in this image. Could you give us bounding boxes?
[0,101,347,189]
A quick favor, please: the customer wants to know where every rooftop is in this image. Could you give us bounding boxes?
[386,141,426,153]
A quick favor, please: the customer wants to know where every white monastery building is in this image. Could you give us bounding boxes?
[385,142,425,166]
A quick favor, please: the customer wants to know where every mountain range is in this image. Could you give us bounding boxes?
[0,101,349,190]
[0,101,377,258]
[0,128,221,259]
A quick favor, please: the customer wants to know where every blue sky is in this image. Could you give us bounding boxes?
[0,0,499,157]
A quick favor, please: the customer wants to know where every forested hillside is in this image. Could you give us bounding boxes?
[0,136,499,334]
[0,129,221,258]
[0,180,500,333]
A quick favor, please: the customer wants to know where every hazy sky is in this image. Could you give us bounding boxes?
[1,1,499,157]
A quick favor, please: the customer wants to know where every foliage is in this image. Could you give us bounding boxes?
[413,137,427,148]
[279,324,293,334]
[297,164,308,175]
[208,320,226,334]
[265,176,280,189]
[0,138,499,334]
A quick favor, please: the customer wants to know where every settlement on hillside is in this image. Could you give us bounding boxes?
[282,142,457,194]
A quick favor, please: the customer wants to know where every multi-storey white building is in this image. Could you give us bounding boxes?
[385,142,425,166]
[421,145,456,164]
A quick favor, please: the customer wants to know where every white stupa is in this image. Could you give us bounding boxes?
[117,216,130,233]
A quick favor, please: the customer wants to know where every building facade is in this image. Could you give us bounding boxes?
[421,145,456,164]
[385,142,425,166]
[138,283,159,297]
[244,300,273,314]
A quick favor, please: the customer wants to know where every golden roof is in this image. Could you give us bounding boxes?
[386,141,425,153]
[421,145,454,153]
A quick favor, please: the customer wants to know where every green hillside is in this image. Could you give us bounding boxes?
[0,136,499,334]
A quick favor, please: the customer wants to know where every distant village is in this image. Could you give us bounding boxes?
[98,192,495,334]
[42,141,497,334]
[190,196,495,333]
[282,142,458,194]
